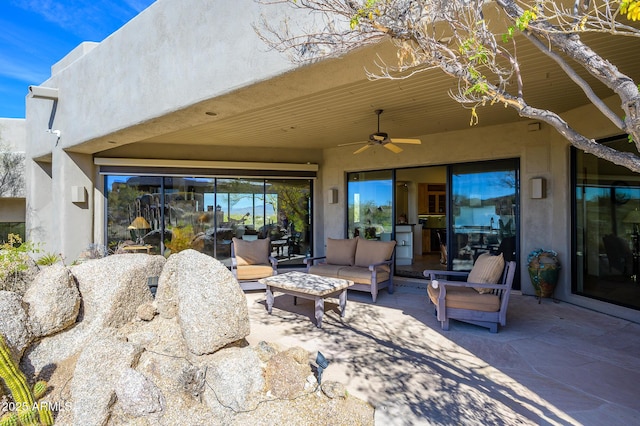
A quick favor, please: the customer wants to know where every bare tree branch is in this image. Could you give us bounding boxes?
[256,0,640,172]
[0,143,25,198]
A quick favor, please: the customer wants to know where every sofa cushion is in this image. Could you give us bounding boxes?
[308,264,347,277]
[468,253,505,294]
[354,237,396,268]
[237,264,274,280]
[325,238,358,266]
[428,284,500,312]
[337,266,390,285]
[233,237,270,266]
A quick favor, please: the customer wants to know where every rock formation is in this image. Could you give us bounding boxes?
[0,249,373,425]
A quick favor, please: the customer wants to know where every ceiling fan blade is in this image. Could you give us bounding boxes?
[384,143,403,153]
[372,134,386,142]
[390,138,421,144]
[338,141,368,147]
[353,144,372,154]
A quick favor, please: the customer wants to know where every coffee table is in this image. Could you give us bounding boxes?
[258,271,354,328]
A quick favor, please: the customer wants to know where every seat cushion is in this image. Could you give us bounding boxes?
[233,237,270,266]
[237,264,275,280]
[337,266,390,285]
[354,237,396,269]
[428,285,500,312]
[468,253,504,294]
[308,264,346,277]
[325,238,358,266]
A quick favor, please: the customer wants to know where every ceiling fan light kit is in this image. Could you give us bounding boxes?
[340,109,422,154]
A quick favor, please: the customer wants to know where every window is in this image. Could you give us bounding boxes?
[449,160,519,283]
[574,137,640,310]
[347,170,393,240]
[105,175,312,266]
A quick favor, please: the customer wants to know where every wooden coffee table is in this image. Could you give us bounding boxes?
[258,271,354,328]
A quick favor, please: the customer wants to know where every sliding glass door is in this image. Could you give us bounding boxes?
[347,170,393,240]
[449,160,519,279]
[105,175,312,267]
[574,137,640,310]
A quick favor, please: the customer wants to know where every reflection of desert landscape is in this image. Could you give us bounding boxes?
[106,177,310,264]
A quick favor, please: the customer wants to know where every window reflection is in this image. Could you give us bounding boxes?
[105,175,311,266]
[450,161,518,273]
[347,170,393,240]
[575,137,640,310]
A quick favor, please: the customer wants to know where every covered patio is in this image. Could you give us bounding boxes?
[244,278,640,425]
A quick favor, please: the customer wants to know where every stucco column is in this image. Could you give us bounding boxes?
[25,159,53,249]
[51,150,94,262]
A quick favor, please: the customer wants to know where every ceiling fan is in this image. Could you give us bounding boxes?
[339,109,422,154]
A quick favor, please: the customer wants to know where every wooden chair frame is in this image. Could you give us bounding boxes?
[423,261,517,333]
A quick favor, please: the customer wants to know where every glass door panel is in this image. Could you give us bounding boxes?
[347,170,393,240]
[265,179,312,262]
[215,179,265,265]
[163,177,216,257]
[575,137,640,310]
[450,160,519,274]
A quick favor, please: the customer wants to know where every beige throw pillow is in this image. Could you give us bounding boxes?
[468,252,505,294]
[233,237,270,266]
[354,237,396,268]
[325,238,358,266]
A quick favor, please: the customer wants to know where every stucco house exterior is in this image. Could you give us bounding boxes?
[17,0,640,323]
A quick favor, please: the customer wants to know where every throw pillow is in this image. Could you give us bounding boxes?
[325,238,358,266]
[354,237,396,268]
[468,252,505,294]
[233,237,270,266]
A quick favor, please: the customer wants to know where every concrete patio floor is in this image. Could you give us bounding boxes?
[244,278,640,425]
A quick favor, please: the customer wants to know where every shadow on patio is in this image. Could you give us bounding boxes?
[244,279,640,425]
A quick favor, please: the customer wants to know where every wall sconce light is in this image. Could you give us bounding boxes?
[530,177,546,199]
[71,186,87,203]
[328,188,338,204]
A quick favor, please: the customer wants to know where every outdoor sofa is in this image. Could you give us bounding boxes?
[304,237,396,302]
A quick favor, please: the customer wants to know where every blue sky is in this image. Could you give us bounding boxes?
[1,0,155,118]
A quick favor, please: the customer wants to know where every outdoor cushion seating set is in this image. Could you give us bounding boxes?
[231,235,515,332]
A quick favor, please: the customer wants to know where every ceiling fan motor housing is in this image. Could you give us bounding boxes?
[370,132,389,142]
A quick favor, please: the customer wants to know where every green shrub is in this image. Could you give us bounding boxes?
[36,252,62,266]
[0,234,41,292]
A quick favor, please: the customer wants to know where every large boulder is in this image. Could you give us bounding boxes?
[0,290,31,359]
[23,264,80,338]
[23,254,165,374]
[72,253,164,328]
[70,329,143,426]
[202,346,265,412]
[155,249,249,355]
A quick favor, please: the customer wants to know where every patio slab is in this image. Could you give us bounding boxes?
[244,278,640,425]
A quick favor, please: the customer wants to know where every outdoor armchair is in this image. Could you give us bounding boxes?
[424,254,516,333]
[231,237,278,290]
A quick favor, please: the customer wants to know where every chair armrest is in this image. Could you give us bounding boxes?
[304,256,326,266]
[423,269,470,281]
[368,259,393,271]
[268,255,278,272]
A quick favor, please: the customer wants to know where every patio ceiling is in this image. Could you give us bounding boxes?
[94,32,640,156]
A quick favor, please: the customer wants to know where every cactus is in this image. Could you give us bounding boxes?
[32,382,47,401]
[0,413,18,426]
[0,335,53,425]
